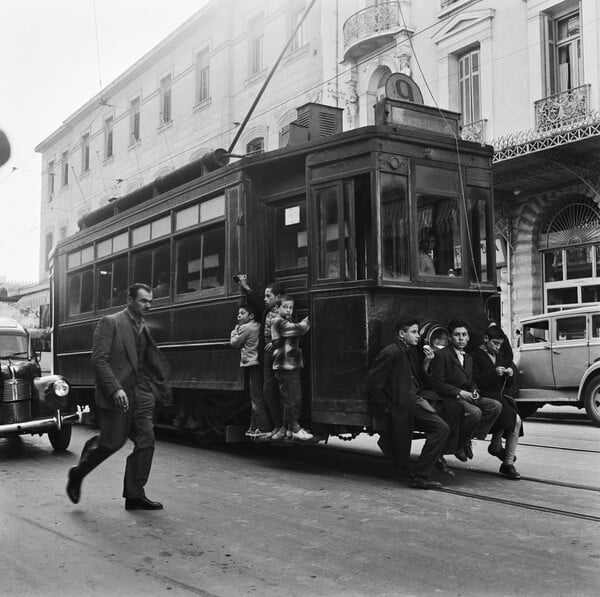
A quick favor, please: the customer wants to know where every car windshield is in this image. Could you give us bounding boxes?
[0,333,29,358]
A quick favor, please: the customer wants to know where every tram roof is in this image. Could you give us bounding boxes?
[55,123,493,253]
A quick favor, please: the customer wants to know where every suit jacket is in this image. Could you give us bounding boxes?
[91,309,171,411]
[366,339,417,436]
[429,345,477,399]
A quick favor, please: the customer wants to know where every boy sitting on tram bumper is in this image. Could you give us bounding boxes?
[429,318,501,463]
[471,326,522,479]
[366,317,450,489]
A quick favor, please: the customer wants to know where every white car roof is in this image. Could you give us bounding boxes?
[520,304,600,325]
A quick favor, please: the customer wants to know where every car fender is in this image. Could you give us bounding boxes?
[578,361,600,401]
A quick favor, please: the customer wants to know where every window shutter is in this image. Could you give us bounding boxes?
[540,12,556,96]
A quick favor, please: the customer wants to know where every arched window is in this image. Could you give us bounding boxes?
[540,197,600,310]
[246,137,264,154]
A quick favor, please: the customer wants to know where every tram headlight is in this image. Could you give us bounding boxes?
[53,379,70,398]
[429,327,450,350]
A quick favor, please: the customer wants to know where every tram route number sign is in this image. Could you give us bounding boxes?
[385,73,424,105]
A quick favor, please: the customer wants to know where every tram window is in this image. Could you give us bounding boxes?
[274,202,307,271]
[468,189,492,283]
[523,321,549,344]
[97,257,128,310]
[67,268,93,316]
[315,186,348,279]
[350,174,371,280]
[416,194,461,278]
[176,227,225,294]
[133,244,171,298]
[381,173,409,280]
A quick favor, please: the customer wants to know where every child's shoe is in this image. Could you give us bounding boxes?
[292,428,313,441]
[271,426,286,441]
[245,428,257,437]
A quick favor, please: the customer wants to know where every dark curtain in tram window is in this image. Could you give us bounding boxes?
[80,269,94,313]
[380,173,408,279]
[316,187,341,279]
[97,263,113,310]
[351,174,371,280]
[467,189,491,283]
[153,246,171,297]
[201,228,225,289]
[133,251,153,288]
[112,258,128,306]
[67,274,82,316]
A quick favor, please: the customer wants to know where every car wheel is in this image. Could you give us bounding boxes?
[48,425,72,451]
[583,377,600,426]
[517,403,540,419]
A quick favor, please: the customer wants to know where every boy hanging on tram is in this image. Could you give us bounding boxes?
[234,274,285,439]
[270,295,312,441]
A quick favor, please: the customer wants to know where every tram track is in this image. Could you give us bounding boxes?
[153,426,600,524]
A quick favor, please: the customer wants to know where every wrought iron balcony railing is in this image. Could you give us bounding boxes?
[343,1,401,61]
[460,119,487,144]
[534,84,590,132]
[492,84,597,162]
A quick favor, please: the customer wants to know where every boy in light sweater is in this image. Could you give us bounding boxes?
[230,303,270,438]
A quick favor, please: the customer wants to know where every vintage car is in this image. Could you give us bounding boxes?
[0,317,79,449]
[514,306,600,425]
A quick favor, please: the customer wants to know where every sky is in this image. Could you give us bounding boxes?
[0,0,207,284]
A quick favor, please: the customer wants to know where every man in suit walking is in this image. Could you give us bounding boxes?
[430,318,501,462]
[66,283,171,510]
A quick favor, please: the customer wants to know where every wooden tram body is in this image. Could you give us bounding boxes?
[52,100,496,444]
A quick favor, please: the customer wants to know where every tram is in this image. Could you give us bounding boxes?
[51,91,497,445]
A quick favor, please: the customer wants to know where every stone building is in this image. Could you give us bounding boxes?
[36,0,600,339]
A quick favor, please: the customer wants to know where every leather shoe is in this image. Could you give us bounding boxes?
[409,475,443,489]
[464,441,474,460]
[66,467,82,504]
[454,448,468,462]
[488,445,517,463]
[435,456,455,477]
[499,463,521,480]
[125,496,164,510]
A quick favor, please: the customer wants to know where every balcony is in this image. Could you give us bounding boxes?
[493,84,600,162]
[343,1,402,62]
[535,85,590,132]
[460,119,487,144]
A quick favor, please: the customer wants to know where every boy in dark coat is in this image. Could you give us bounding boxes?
[367,317,449,489]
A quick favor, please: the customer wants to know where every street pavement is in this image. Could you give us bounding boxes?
[0,410,598,597]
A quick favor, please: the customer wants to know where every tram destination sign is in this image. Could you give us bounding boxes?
[376,99,460,137]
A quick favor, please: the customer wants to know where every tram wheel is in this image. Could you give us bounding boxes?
[583,377,600,426]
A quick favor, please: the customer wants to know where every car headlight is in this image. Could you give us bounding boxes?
[53,379,70,397]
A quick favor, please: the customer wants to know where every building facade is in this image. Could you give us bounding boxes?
[36,0,600,340]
